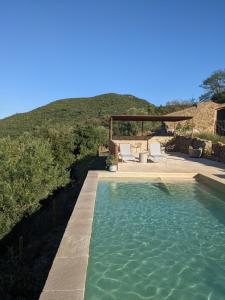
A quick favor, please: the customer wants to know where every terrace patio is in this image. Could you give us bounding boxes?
[108,115,225,185]
[117,152,225,185]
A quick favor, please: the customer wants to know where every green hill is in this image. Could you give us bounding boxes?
[0,93,155,137]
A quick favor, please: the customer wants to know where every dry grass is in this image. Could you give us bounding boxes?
[193,132,225,144]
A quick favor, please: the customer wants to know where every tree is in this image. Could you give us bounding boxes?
[73,125,108,159]
[34,124,75,170]
[200,70,225,102]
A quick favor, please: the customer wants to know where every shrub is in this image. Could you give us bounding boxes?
[106,155,117,167]
[74,125,108,159]
[34,124,75,170]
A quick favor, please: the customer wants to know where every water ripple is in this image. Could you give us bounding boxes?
[84,181,225,300]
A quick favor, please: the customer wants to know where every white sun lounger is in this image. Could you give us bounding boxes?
[148,143,166,162]
[119,144,136,162]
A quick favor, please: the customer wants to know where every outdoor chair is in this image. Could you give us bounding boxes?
[119,144,136,162]
[148,143,167,162]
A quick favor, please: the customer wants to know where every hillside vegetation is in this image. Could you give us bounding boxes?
[0,93,155,137]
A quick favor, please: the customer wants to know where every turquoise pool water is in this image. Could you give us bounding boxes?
[84,180,225,300]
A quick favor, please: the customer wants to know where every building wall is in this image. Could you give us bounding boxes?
[166,101,225,134]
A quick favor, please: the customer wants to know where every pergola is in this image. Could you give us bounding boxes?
[109,115,193,140]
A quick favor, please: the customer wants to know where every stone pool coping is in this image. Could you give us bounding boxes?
[39,171,225,300]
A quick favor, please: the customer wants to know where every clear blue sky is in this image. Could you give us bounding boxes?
[0,0,225,119]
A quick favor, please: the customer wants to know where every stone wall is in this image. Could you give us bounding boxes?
[173,136,212,157]
[170,135,225,163]
[166,101,225,134]
[212,142,225,162]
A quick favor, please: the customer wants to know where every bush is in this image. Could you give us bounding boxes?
[34,124,75,170]
[74,125,108,159]
[106,155,117,167]
[0,134,69,239]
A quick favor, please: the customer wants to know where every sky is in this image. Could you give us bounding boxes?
[0,0,225,119]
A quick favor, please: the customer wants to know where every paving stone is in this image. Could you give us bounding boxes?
[81,181,98,193]
[65,222,93,236]
[39,290,84,300]
[75,197,95,210]
[71,208,94,221]
[56,234,90,258]
[44,257,88,291]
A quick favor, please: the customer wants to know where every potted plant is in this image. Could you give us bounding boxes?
[106,155,117,172]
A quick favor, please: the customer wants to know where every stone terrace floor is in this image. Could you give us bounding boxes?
[118,153,225,184]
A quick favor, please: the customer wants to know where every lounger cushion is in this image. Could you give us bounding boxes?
[149,143,161,156]
[148,143,166,162]
[120,144,136,161]
[120,144,132,155]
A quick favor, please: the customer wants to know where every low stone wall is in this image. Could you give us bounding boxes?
[170,135,225,163]
[212,142,225,162]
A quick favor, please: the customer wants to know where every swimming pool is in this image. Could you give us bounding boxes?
[84,179,225,300]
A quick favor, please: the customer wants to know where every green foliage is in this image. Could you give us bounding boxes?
[0,93,199,139]
[0,134,69,239]
[212,91,225,103]
[113,121,140,136]
[160,99,195,114]
[34,124,75,170]
[74,125,108,159]
[200,70,225,102]
[106,155,117,167]
[0,93,152,138]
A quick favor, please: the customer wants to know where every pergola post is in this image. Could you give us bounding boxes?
[191,118,194,138]
[174,122,177,136]
[141,121,144,136]
[109,117,113,140]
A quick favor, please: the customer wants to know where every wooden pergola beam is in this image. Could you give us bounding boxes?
[110,115,193,122]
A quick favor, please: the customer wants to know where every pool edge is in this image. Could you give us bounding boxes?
[39,171,99,300]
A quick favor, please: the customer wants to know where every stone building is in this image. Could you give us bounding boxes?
[167,101,225,135]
